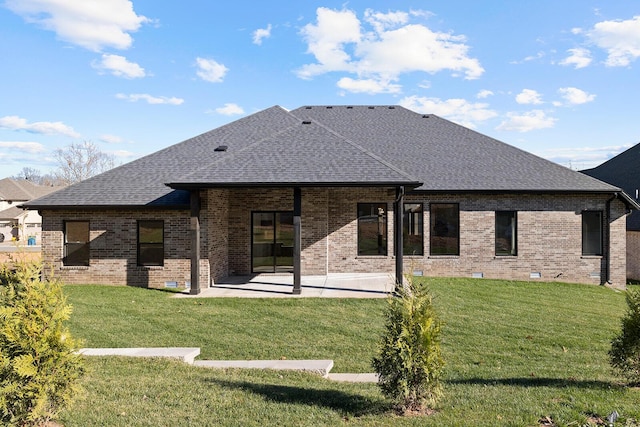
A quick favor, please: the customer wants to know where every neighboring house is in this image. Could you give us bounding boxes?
[581,143,640,280]
[25,105,637,294]
[0,178,63,244]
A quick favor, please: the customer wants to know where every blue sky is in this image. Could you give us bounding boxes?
[1,0,640,178]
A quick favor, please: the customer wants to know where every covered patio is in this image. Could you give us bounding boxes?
[175,272,396,298]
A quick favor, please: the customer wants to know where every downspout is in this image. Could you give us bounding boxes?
[395,186,405,291]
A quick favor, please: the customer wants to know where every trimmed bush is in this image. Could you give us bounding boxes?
[610,287,640,385]
[372,280,444,414]
[0,260,85,426]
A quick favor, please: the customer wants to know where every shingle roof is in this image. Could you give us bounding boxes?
[0,178,62,201]
[26,105,626,209]
[581,142,640,229]
[0,206,27,220]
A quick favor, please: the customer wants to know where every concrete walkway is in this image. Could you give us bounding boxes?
[78,347,377,382]
[174,273,396,298]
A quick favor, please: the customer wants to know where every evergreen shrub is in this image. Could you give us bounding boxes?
[610,287,640,385]
[372,279,444,414]
[0,260,85,426]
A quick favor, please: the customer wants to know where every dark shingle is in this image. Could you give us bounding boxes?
[581,142,640,229]
[26,105,624,209]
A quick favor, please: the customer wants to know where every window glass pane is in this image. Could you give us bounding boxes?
[64,221,89,266]
[139,220,164,244]
[430,203,459,255]
[65,221,89,243]
[403,203,423,256]
[582,211,602,256]
[358,203,387,256]
[495,211,517,256]
[138,220,164,266]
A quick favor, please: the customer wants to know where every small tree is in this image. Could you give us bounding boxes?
[0,259,85,426]
[610,287,640,385]
[372,279,444,414]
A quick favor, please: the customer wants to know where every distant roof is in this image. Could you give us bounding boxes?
[25,105,628,209]
[0,178,63,202]
[0,206,27,220]
[581,142,640,229]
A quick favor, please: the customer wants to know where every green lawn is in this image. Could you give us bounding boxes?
[59,279,640,426]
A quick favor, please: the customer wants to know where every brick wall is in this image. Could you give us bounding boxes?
[40,208,206,289]
[627,230,640,281]
[41,188,629,289]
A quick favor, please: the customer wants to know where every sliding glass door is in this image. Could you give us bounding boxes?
[252,211,294,273]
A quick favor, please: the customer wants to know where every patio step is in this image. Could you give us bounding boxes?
[78,347,201,365]
[194,359,334,378]
[78,349,377,381]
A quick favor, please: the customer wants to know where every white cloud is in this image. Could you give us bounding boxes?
[253,24,272,45]
[297,7,483,92]
[510,51,545,64]
[496,110,557,132]
[0,115,80,138]
[515,89,543,105]
[4,0,150,52]
[559,48,592,69]
[539,144,632,169]
[215,103,245,116]
[399,95,498,128]
[99,134,124,144]
[115,93,184,105]
[0,141,46,153]
[364,9,409,33]
[586,15,640,66]
[92,54,145,78]
[556,87,596,105]
[195,57,228,83]
[477,89,494,99]
[108,149,135,159]
[337,77,401,94]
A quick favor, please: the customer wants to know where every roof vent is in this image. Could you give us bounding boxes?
[368,106,375,109]
[302,121,312,125]
[214,145,228,152]
[346,106,353,109]
[422,115,430,118]
[388,106,395,109]
[305,106,312,109]
[326,106,333,109]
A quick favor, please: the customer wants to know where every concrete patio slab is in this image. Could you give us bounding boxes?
[174,273,396,298]
[194,359,335,378]
[327,373,379,383]
[78,347,201,365]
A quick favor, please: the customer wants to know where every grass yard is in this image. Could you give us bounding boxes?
[58,278,640,426]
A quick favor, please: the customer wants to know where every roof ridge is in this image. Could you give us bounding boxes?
[172,110,303,182]
[296,114,421,184]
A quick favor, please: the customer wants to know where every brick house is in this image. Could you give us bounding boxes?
[25,105,637,293]
[0,178,63,244]
[581,143,640,281]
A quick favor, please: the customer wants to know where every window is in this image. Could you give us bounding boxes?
[495,211,517,256]
[358,203,387,255]
[582,211,602,256]
[138,220,164,266]
[403,203,423,255]
[64,221,89,266]
[430,203,459,255]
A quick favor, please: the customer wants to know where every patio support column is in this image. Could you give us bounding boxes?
[190,190,201,295]
[394,186,404,290]
[293,187,302,294]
